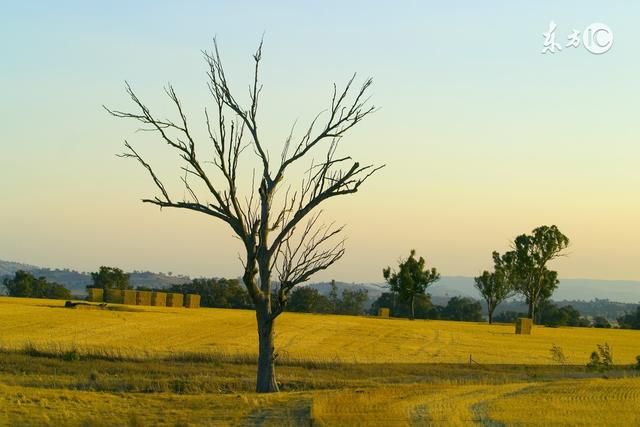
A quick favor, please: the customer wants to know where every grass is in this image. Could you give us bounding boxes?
[2,296,639,365]
[1,296,640,425]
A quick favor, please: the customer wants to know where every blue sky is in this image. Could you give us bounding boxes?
[1,1,639,281]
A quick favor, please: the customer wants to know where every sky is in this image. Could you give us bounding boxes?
[1,1,639,283]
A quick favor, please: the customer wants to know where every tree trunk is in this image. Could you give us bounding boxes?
[488,307,493,324]
[410,295,415,320]
[256,308,279,393]
[528,301,535,322]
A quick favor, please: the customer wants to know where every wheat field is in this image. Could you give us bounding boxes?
[1,296,640,426]
[1,297,639,365]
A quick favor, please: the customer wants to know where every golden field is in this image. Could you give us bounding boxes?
[1,296,640,426]
[1,296,639,365]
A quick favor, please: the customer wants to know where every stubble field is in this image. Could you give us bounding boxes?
[1,296,639,426]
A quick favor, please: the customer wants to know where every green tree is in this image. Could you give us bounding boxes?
[441,296,483,322]
[328,280,339,313]
[506,225,569,321]
[2,270,33,297]
[474,251,515,324]
[383,250,440,320]
[287,287,330,313]
[617,307,640,330]
[370,292,437,319]
[169,278,252,309]
[90,266,130,291]
[337,288,369,315]
[3,270,71,300]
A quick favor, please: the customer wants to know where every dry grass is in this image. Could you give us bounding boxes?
[1,296,638,365]
[1,296,640,426]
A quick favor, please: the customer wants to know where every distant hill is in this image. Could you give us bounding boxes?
[2,259,639,305]
[0,260,190,295]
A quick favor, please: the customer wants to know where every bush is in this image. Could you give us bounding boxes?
[549,344,566,365]
[635,355,640,371]
[587,343,613,371]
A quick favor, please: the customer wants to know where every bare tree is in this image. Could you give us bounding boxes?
[105,38,382,393]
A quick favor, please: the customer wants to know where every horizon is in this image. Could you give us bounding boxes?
[4,256,640,285]
[2,1,639,283]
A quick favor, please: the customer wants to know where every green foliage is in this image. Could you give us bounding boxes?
[337,288,369,315]
[440,296,483,322]
[169,278,253,309]
[635,355,640,371]
[499,225,569,321]
[592,316,611,329]
[2,270,72,299]
[587,343,613,371]
[493,311,528,323]
[474,252,515,324]
[617,306,640,330]
[383,250,439,320]
[538,303,590,327]
[287,287,330,313]
[90,266,130,291]
[370,292,438,319]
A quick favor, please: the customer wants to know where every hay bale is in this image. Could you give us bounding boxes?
[166,293,183,308]
[184,294,201,309]
[136,290,152,306]
[87,288,104,302]
[378,307,390,318]
[105,289,123,304]
[151,292,166,306]
[122,290,137,305]
[515,317,533,335]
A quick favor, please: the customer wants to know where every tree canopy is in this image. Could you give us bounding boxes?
[90,266,131,291]
[3,270,71,300]
[383,250,439,320]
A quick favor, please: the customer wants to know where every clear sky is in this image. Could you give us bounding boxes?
[1,1,639,282]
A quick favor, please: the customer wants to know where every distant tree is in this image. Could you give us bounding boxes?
[336,288,369,315]
[440,296,483,322]
[287,287,330,313]
[370,292,437,319]
[2,270,33,297]
[505,225,569,321]
[617,307,640,330]
[538,302,567,327]
[592,316,611,328]
[493,310,528,324]
[169,278,252,309]
[383,250,440,320]
[474,251,515,324]
[328,280,339,313]
[3,270,71,300]
[90,266,130,291]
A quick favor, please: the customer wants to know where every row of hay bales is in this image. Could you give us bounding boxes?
[87,288,200,308]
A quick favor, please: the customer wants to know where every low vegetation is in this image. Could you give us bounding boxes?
[1,297,639,425]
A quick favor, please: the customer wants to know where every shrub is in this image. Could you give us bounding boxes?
[635,355,640,371]
[587,343,613,371]
[549,344,566,365]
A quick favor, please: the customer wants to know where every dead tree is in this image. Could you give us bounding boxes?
[106,38,382,393]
